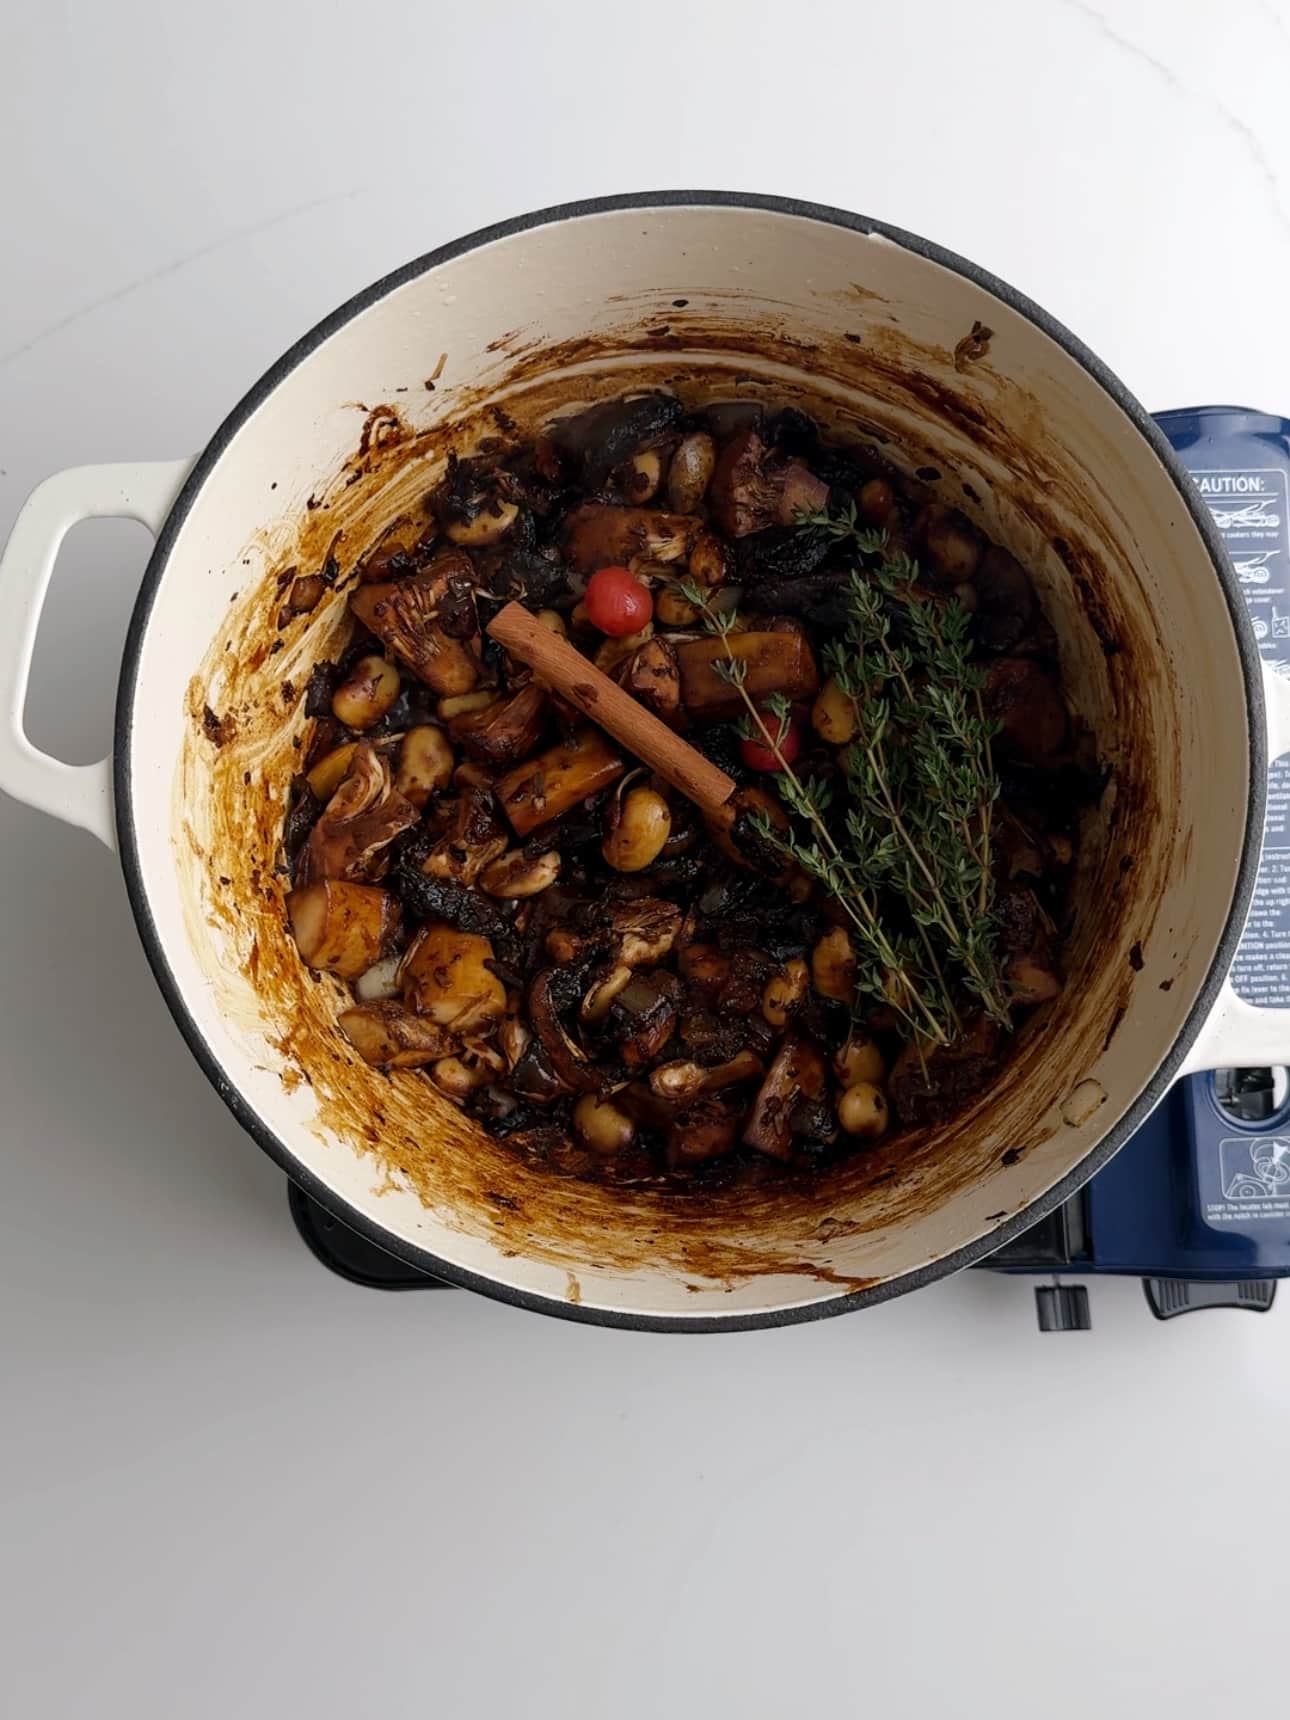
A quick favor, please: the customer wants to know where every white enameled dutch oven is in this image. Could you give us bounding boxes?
[4,192,1290,1330]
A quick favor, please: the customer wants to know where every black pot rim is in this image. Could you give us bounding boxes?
[112,189,1265,1333]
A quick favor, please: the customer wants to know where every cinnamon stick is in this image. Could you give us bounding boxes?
[485,602,737,823]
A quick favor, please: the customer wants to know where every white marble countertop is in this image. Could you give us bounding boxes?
[3,3,1290,1715]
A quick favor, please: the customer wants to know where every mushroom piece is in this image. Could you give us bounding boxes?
[666,1097,743,1168]
[666,431,717,514]
[917,504,985,586]
[997,886,1062,1004]
[399,924,507,1032]
[447,683,548,768]
[678,941,731,999]
[615,446,665,504]
[648,1049,764,1101]
[675,630,819,720]
[811,927,857,1003]
[573,1093,637,1155]
[601,785,672,873]
[330,654,402,731]
[687,532,729,590]
[527,969,608,1095]
[594,623,654,676]
[429,455,521,547]
[811,678,858,745]
[429,1042,508,1100]
[837,1081,890,1139]
[300,743,419,883]
[350,553,482,694]
[858,477,897,526]
[655,584,702,627]
[479,848,561,899]
[834,1031,885,1086]
[983,658,1069,764]
[444,499,519,547]
[560,503,700,574]
[610,897,683,967]
[580,963,633,1024]
[972,546,1051,654]
[888,1015,1003,1130]
[495,728,625,837]
[707,427,829,537]
[395,725,455,808]
[743,1036,828,1159]
[438,690,496,722]
[338,1002,459,1068]
[761,957,809,1027]
[287,880,400,978]
[546,897,682,971]
[420,783,509,888]
[614,636,684,730]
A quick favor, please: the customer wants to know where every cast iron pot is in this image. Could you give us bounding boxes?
[3,192,1288,1329]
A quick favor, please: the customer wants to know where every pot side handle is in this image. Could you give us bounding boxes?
[1178,661,1290,1077]
[0,460,195,852]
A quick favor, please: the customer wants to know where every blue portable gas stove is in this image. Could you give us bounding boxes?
[288,407,1290,1330]
[987,407,1290,1328]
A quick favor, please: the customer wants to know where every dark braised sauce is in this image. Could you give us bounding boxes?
[280,391,1101,1187]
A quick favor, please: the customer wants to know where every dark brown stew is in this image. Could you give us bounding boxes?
[280,391,1102,1187]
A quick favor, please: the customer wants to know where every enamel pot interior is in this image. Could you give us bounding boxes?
[118,195,1256,1328]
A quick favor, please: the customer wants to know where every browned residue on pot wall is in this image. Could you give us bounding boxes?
[175,297,1184,1299]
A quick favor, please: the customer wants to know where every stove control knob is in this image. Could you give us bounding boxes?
[1034,1283,1091,1332]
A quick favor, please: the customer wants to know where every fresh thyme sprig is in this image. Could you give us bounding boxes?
[675,499,1010,1044]
[675,576,949,1046]
[793,500,887,557]
[826,556,1010,1027]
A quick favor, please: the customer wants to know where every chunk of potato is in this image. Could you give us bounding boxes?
[350,563,480,694]
[339,1002,457,1068]
[287,881,399,978]
[399,924,506,1032]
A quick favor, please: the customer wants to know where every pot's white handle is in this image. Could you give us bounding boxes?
[1178,661,1290,1076]
[0,459,194,852]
